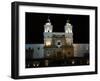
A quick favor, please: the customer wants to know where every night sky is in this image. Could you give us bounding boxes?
[25,12,89,44]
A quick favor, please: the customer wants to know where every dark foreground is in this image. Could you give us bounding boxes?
[25,57,89,68]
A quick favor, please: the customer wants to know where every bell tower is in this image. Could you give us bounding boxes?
[44,17,53,47]
[64,19,73,45]
[44,17,53,32]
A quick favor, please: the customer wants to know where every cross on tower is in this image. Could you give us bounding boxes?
[47,16,50,23]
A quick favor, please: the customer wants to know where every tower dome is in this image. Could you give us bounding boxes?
[44,17,53,32]
[45,18,51,25]
[65,19,73,33]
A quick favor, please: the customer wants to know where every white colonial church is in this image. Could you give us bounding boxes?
[26,17,89,59]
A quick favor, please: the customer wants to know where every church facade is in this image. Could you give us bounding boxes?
[44,18,74,60]
[25,17,89,67]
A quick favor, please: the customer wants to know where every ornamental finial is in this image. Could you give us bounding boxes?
[47,16,50,23]
[67,17,70,23]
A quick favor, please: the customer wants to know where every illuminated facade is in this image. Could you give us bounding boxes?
[44,18,88,60]
[44,18,74,60]
[25,17,89,67]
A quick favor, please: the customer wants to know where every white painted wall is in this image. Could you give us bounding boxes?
[73,44,89,57]
[0,0,99,81]
[26,44,44,58]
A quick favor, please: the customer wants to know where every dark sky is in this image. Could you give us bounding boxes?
[25,12,89,44]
